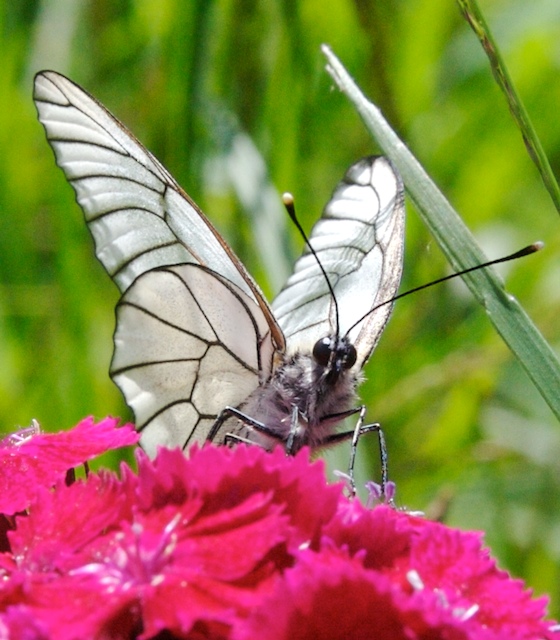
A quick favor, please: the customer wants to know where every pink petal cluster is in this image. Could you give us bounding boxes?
[0,422,557,639]
[0,417,138,516]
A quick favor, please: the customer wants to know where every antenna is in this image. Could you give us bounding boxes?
[345,241,544,335]
[282,192,341,338]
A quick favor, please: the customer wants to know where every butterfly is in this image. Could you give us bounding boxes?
[33,70,405,461]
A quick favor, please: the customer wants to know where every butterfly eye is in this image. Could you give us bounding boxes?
[343,344,357,370]
[313,337,333,367]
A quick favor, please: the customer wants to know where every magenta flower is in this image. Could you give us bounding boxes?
[0,429,556,639]
[0,417,138,515]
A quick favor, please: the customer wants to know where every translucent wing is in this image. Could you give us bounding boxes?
[272,156,405,368]
[34,70,407,459]
[33,70,283,453]
[111,265,276,456]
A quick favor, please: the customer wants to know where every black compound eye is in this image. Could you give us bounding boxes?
[313,337,333,367]
[343,344,357,369]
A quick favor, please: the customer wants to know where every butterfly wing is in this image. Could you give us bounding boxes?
[34,70,284,454]
[111,264,277,454]
[272,156,405,367]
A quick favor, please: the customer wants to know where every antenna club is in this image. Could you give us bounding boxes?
[508,241,544,260]
[282,192,296,222]
[282,192,294,206]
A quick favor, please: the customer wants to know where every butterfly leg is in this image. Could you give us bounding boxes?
[223,432,263,447]
[207,406,268,442]
[347,407,388,500]
[211,405,308,455]
[318,406,389,500]
[285,405,302,455]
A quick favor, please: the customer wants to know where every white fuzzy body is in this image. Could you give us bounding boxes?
[226,351,362,451]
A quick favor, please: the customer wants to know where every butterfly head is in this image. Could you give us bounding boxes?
[313,335,357,384]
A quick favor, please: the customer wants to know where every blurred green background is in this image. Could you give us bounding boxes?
[2,0,560,616]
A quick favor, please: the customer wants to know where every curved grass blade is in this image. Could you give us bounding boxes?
[457,0,560,216]
[322,44,560,421]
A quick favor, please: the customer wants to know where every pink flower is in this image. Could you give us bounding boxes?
[0,417,138,515]
[0,436,556,639]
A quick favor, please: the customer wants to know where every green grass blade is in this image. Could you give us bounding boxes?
[322,44,560,421]
[457,0,560,215]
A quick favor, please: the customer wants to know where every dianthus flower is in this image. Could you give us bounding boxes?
[0,419,557,639]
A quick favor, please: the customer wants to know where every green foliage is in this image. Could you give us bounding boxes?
[2,0,559,615]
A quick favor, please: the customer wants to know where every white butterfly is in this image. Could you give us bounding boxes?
[33,70,405,459]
